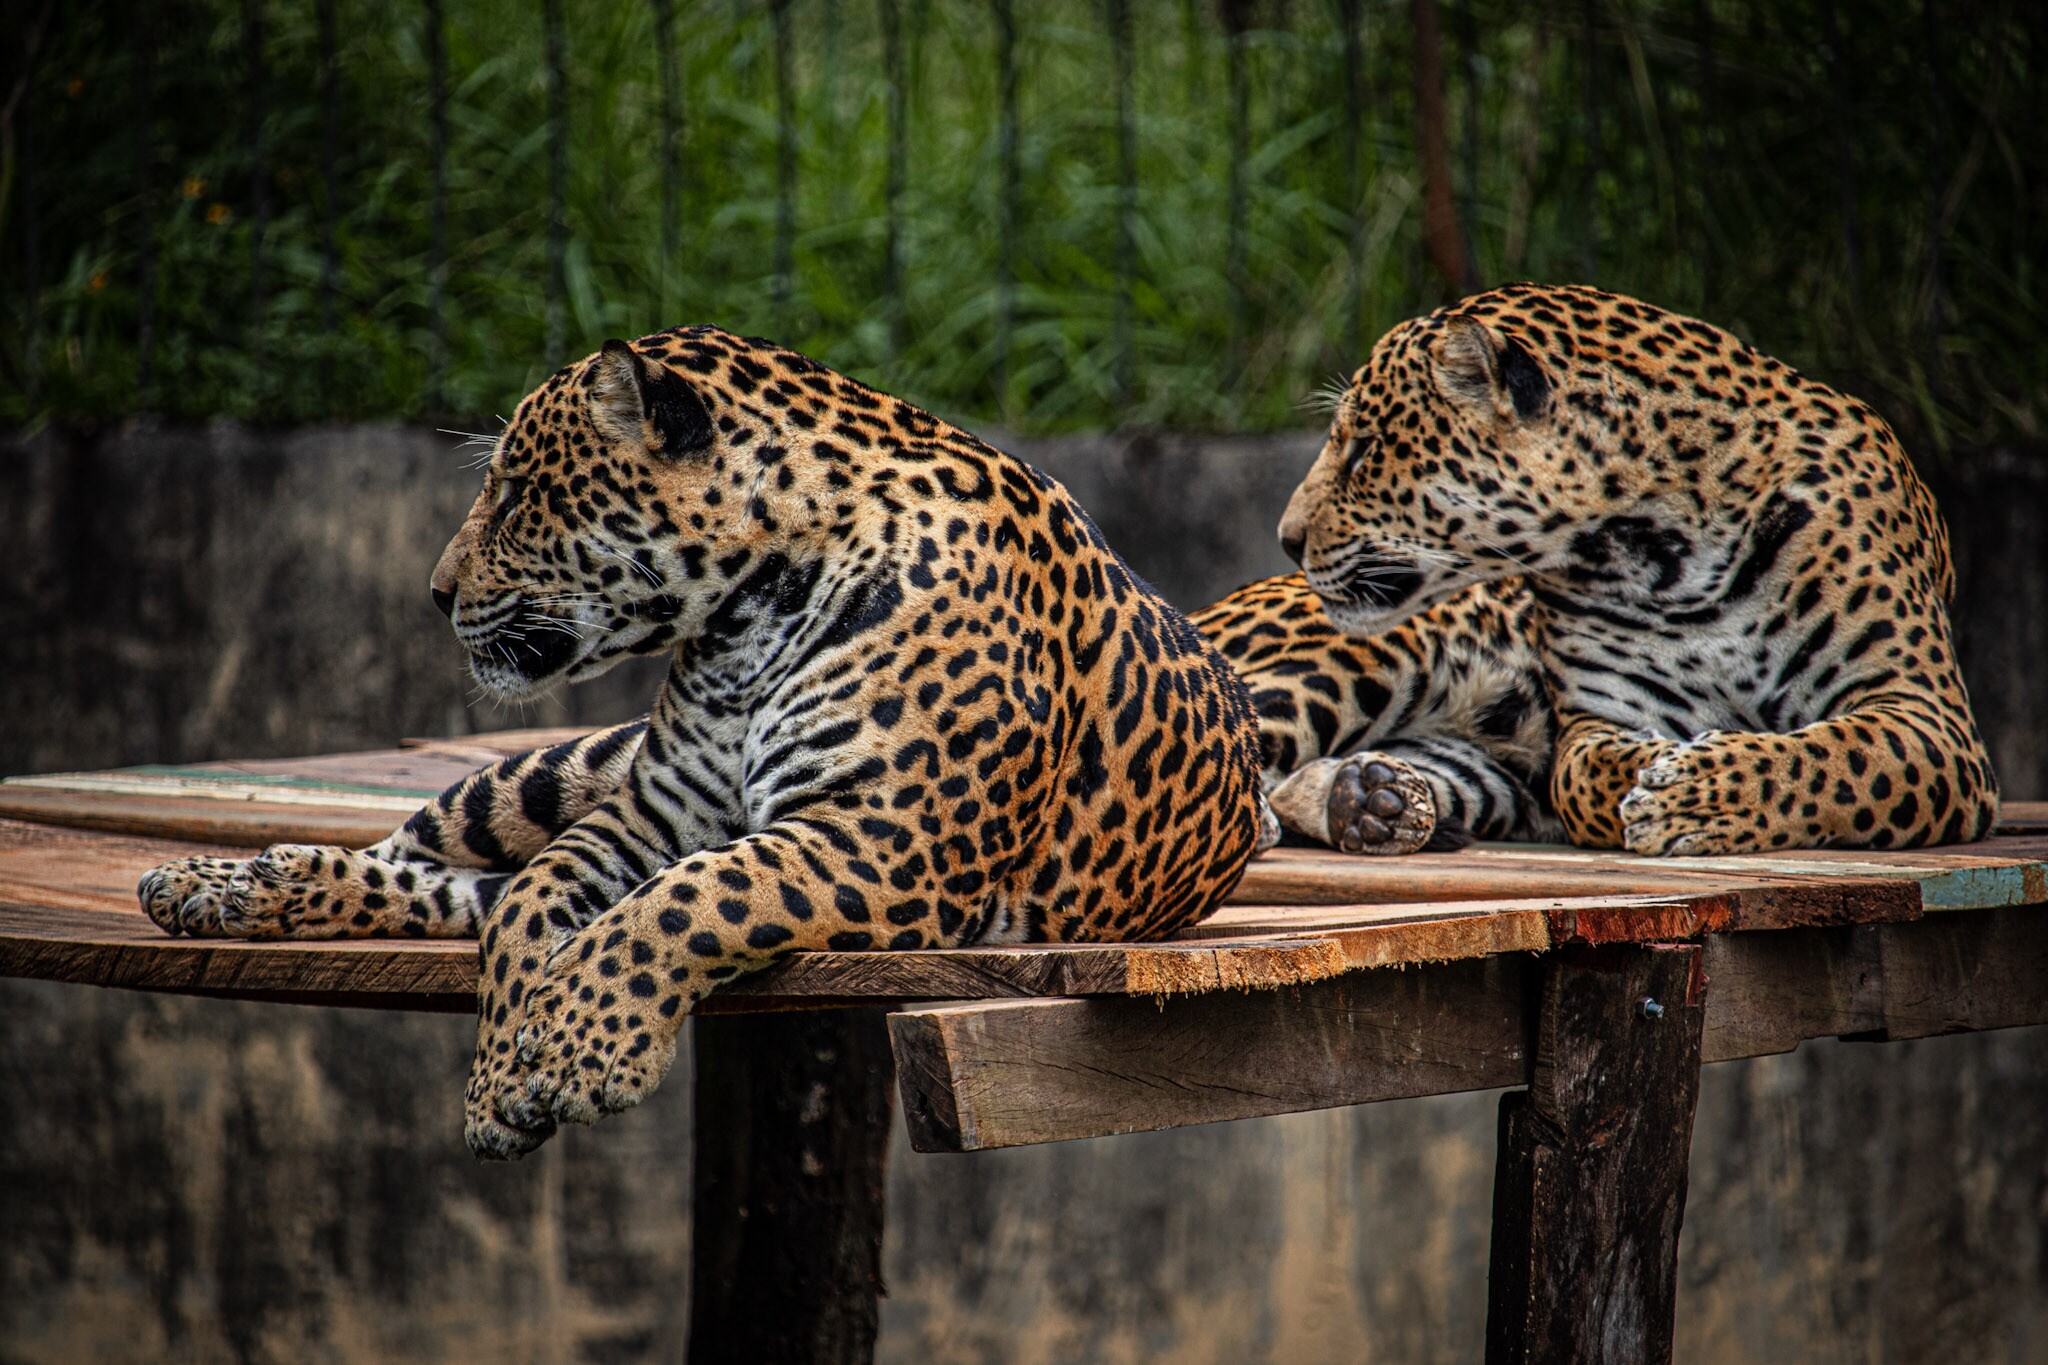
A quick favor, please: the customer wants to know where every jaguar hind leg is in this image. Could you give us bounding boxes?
[1267,753,1446,855]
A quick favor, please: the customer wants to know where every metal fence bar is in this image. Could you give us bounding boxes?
[1691,0,1717,306]
[1820,0,1864,332]
[544,0,566,366]
[653,0,680,329]
[133,0,156,403]
[16,8,46,399]
[1921,0,1948,393]
[1220,0,1249,363]
[1340,0,1365,360]
[1577,0,1599,278]
[426,0,448,410]
[992,0,1017,416]
[881,0,906,344]
[1456,0,1480,285]
[244,0,269,342]
[771,0,794,329]
[319,0,340,341]
[1109,0,1136,409]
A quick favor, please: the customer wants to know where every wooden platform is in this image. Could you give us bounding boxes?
[3,736,2043,1011]
[5,732,2046,1363]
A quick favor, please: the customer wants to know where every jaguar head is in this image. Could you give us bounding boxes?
[430,328,823,699]
[1277,307,1561,635]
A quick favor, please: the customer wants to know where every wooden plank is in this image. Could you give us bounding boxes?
[0,788,400,850]
[889,956,1537,1152]
[689,1008,893,1365]
[0,895,1352,1009]
[1235,837,2048,917]
[888,905,2048,1152]
[1485,943,1706,1365]
[1695,903,2048,1060]
[1231,846,1928,934]
[0,820,1352,1007]
[1999,800,2048,835]
[400,727,590,758]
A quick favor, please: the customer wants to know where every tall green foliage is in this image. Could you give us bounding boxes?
[3,0,2041,447]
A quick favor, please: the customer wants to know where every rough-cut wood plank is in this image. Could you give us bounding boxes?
[0,894,1350,1008]
[0,812,2033,1011]
[0,900,479,996]
[889,906,2048,1152]
[400,727,590,758]
[1699,907,2048,1060]
[689,1008,893,1365]
[1234,838,2048,917]
[0,820,1352,1007]
[1485,943,1706,1365]
[890,958,1537,1152]
[1697,926,1887,1063]
[0,789,400,850]
[1997,801,2048,835]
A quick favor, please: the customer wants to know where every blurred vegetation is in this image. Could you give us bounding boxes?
[1,0,2042,447]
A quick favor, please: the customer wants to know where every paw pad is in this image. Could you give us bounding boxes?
[1329,757,1438,856]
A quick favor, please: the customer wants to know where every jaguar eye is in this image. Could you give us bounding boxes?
[1340,434,1377,480]
[492,473,526,519]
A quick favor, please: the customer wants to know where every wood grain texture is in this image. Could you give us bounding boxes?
[0,789,400,850]
[689,1009,894,1365]
[1486,943,1706,1365]
[890,906,2048,1152]
[1,738,2043,1018]
[0,820,1350,1008]
[889,957,1536,1152]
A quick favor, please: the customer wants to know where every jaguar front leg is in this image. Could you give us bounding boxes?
[1549,712,1681,850]
[136,721,647,939]
[466,814,973,1160]
[139,846,506,938]
[1617,693,2000,855]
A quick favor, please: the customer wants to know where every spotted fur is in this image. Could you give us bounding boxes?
[1276,283,1999,855]
[1189,573,1558,852]
[140,328,1270,1159]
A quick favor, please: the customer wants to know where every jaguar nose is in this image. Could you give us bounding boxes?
[1280,530,1307,565]
[432,586,457,619]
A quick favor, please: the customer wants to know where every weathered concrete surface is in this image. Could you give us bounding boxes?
[0,980,695,1364]
[4,422,2047,1363]
[0,421,665,779]
[1922,449,2048,808]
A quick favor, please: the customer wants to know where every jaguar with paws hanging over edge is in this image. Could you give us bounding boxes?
[140,328,1271,1158]
[1267,282,1998,856]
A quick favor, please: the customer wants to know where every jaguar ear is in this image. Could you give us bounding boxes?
[588,339,715,458]
[1433,318,1550,423]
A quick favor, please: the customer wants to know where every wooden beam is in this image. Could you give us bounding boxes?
[0,896,1350,1009]
[890,956,1536,1152]
[888,906,2048,1153]
[1484,943,1706,1365]
[688,1008,893,1365]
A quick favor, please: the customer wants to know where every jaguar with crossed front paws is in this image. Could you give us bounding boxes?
[1272,282,1998,856]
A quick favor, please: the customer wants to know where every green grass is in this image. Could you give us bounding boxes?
[3,0,2042,450]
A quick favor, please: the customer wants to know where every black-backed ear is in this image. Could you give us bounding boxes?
[1433,317,1551,423]
[587,338,715,457]
[1496,333,1551,421]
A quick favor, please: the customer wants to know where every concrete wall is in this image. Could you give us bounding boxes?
[4,422,2047,1363]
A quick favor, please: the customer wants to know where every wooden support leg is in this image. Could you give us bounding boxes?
[1486,943,1707,1365]
[687,1008,895,1365]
